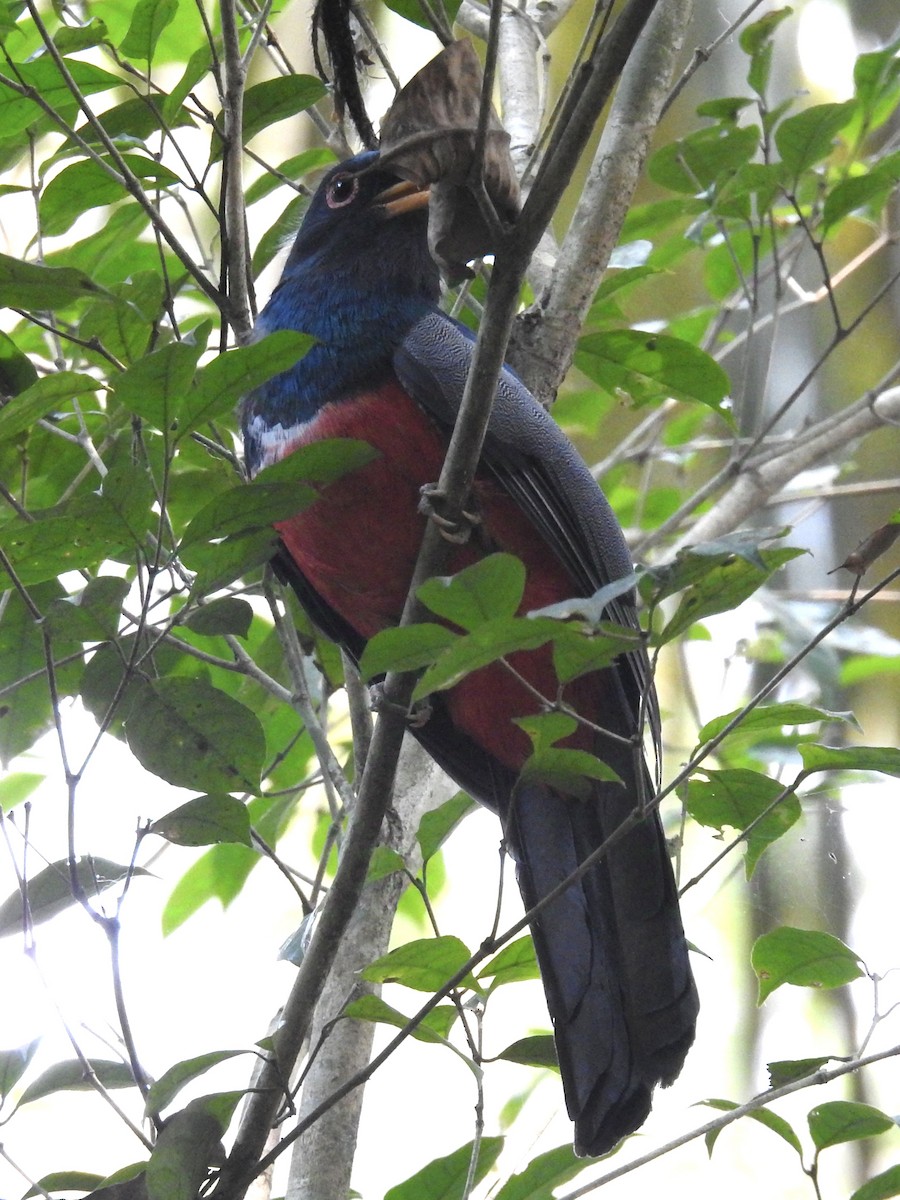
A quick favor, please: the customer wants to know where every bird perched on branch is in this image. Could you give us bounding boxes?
[240,151,698,1157]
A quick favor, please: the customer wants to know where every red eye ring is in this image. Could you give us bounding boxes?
[325,173,360,209]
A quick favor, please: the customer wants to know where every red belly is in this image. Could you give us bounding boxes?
[274,381,588,771]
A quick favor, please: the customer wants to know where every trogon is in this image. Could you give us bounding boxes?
[240,151,699,1157]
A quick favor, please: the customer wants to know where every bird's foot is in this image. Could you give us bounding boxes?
[418,482,481,544]
[369,683,433,728]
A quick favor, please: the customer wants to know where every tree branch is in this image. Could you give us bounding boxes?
[286,743,454,1200]
[509,0,693,402]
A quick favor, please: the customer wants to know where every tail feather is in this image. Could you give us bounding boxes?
[507,776,698,1158]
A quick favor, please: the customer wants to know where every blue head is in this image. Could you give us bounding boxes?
[242,152,440,467]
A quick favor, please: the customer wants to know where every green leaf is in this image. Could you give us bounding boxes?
[852,38,900,136]
[40,155,180,237]
[253,194,308,274]
[23,1171,106,1198]
[45,576,130,642]
[739,7,794,96]
[517,712,620,796]
[177,331,314,436]
[658,547,803,642]
[647,124,760,194]
[697,702,856,744]
[686,768,800,876]
[823,154,900,231]
[183,597,254,639]
[180,437,376,549]
[416,792,475,863]
[18,1059,136,1106]
[344,994,456,1047]
[209,76,327,161]
[245,148,337,204]
[0,58,122,137]
[0,371,100,442]
[766,1057,834,1088]
[0,772,44,812]
[477,936,539,988]
[382,0,462,30]
[360,623,458,680]
[0,857,149,938]
[808,1101,895,1151]
[751,927,863,1004]
[150,794,252,847]
[775,101,858,181]
[113,336,206,430]
[851,1165,900,1200]
[418,554,526,630]
[144,1050,249,1119]
[361,935,479,993]
[0,329,38,396]
[549,621,642,685]
[119,0,179,62]
[575,330,731,414]
[412,616,561,701]
[145,1101,224,1200]
[162,43,213,123]
[799,744,900,778]
[161,841,260,934]
[0,1037,40,1100]
[367,845,406,881]
[701,1098,803,1156]
[123,678,266,794]
[496,1035,559,1071]
[384,1137,503,1200]
[0,252,105,310]
[493,1143,589,1200]
[181,529,279,598]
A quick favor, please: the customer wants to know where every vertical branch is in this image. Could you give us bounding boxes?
[285,743,454,1200]
[221,0,253,341]
[509,0,694,402]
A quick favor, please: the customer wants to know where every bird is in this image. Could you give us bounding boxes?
[240,151,699,1157]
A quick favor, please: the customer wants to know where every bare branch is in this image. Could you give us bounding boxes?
[509,0,693,402]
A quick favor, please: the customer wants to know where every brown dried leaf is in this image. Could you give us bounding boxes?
[831,519,900,577]
[379,40,520,280]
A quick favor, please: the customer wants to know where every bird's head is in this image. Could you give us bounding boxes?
[280,150,440,307]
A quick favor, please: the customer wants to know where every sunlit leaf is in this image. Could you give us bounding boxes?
[799,744,900,779]
[808,1101,895,1151]
[384,1137,503,1200]
[576,329,731,415]
[418,554,525,630]
[686,768,800,876]
[362,935,480,993]
[752,927,863,1004]
[701,1098,802,1156]
[416,791,475,863]
[477,936,539,988]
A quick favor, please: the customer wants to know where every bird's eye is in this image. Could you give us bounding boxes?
[325,173,360,209]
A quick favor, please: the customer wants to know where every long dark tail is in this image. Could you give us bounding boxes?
[506,772,698,1157]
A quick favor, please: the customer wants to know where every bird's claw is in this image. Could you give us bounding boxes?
[369,683,433,728]
[418,482,481,545]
